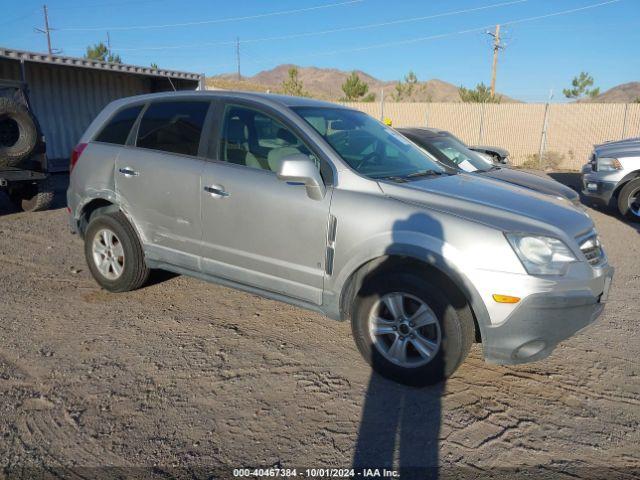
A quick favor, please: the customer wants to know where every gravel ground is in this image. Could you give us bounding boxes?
[0,175,639,479]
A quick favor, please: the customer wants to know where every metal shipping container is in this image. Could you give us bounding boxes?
[0,47,203,171]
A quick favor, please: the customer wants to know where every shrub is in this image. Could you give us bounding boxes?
[521,151,564,171]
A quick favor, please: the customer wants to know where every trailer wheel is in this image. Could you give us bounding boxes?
[9,177,55,212]
[0,97,38,168]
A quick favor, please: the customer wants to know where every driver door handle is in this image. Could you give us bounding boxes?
[118,167,139,177]
[204,185,230,198]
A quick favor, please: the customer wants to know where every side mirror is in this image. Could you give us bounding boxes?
[276,154,326,201]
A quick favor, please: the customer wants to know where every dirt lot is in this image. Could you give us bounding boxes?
[0,175,639,478]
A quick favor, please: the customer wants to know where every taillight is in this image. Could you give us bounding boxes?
[70,143,88,173]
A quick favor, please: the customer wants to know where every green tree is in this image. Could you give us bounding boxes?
[150,62,159,69]
[458,82,501,103]
[393,71,418,101]
[85,42,122,63]
[563,72,600,99]
[281,67,308,97]
[340,71,375,102]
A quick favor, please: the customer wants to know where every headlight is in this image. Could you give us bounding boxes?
[505,233,577,275]
[596,157,622,171]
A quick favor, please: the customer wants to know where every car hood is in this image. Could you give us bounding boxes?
[479,168,579,201]
[378,173,594,240]
[594,141,640,159]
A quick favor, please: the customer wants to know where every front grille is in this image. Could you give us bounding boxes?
[578,232,605,267]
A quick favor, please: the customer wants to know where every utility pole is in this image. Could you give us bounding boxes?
[107,31,111,57]
[236,37,241,80]
[35,5,55,55]
[487,24,504,97]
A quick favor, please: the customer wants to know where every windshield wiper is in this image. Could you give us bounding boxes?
[404,169,448,179]
[378,175,409,183]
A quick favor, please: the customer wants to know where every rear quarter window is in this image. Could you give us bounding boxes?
[136,101,209,156]
[95,105,143,145]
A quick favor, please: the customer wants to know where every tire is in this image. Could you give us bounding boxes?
[0,97,38,168]
[617,178,640,222]
[9,177,54,212]
[84,211,150,292]
[350,267,474,386]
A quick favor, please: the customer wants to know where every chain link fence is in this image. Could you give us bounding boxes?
[342,102,640,170]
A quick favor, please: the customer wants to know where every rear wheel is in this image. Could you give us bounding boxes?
[350,268,474,386]
[84,212,150,292]
[617,178,640,222]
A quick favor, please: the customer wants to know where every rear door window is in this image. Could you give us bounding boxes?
[95,105,143,145]
[136,101,209,156]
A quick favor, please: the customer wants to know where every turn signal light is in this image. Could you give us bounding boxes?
[492,294,521,304]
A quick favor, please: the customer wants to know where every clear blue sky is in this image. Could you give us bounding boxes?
[1,0,638,102]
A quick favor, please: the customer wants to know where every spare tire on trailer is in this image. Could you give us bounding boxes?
[8,176,55,212]
[0,97,38,168]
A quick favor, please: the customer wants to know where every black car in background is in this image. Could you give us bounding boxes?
[397,127,580,205]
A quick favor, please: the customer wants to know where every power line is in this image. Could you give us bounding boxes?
[274,0,622,60]
[61,0,623,74]
[98,0,527,52]
[57,0,364,32]
[0,8,39,28]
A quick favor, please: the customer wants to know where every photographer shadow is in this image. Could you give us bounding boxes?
[352,212,457,479]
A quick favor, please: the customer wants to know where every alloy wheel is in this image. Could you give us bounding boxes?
[628,187,640,217]
[92,228,125,280]
[368,292,442,368]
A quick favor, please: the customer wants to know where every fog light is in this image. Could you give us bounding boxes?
[492,294,521,304]
[513,339,546,360]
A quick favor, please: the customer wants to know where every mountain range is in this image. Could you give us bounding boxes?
[208,65,639,104]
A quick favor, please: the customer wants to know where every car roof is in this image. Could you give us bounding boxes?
[396,127,450,138]
[107,89,348,111]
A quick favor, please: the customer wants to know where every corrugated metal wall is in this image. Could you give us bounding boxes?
[0,58,198,171]
[343,102,640,170]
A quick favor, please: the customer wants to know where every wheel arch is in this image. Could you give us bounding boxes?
[77,198,119,238]
[611,170,640,201]
[338,252,489,343]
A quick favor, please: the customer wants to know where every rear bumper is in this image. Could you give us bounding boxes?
[482,266,613,364]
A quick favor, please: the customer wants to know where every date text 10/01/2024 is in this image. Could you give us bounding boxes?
[232,468,399,477]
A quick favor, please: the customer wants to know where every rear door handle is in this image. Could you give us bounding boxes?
[118,167,139,177]
[204,185,229,198]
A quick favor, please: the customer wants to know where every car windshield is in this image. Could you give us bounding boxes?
[292,107,453,180]
[424,135,495,173]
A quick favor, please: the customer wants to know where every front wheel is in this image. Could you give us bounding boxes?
[84,212,150,292]
[617,178,640,222]
[350,268,474,386]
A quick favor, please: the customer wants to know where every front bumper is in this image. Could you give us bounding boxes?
[481,265,614,365]
[580,170,618,206]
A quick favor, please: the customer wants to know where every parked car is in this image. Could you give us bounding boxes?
[416,127,510,165]
[68,92,613,386]
[581,138,640,220]
[398,127,581,206]
[0,79,53,211]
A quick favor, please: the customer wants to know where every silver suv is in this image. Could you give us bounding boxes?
[68,91,613,386]
[581,138,640,220]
